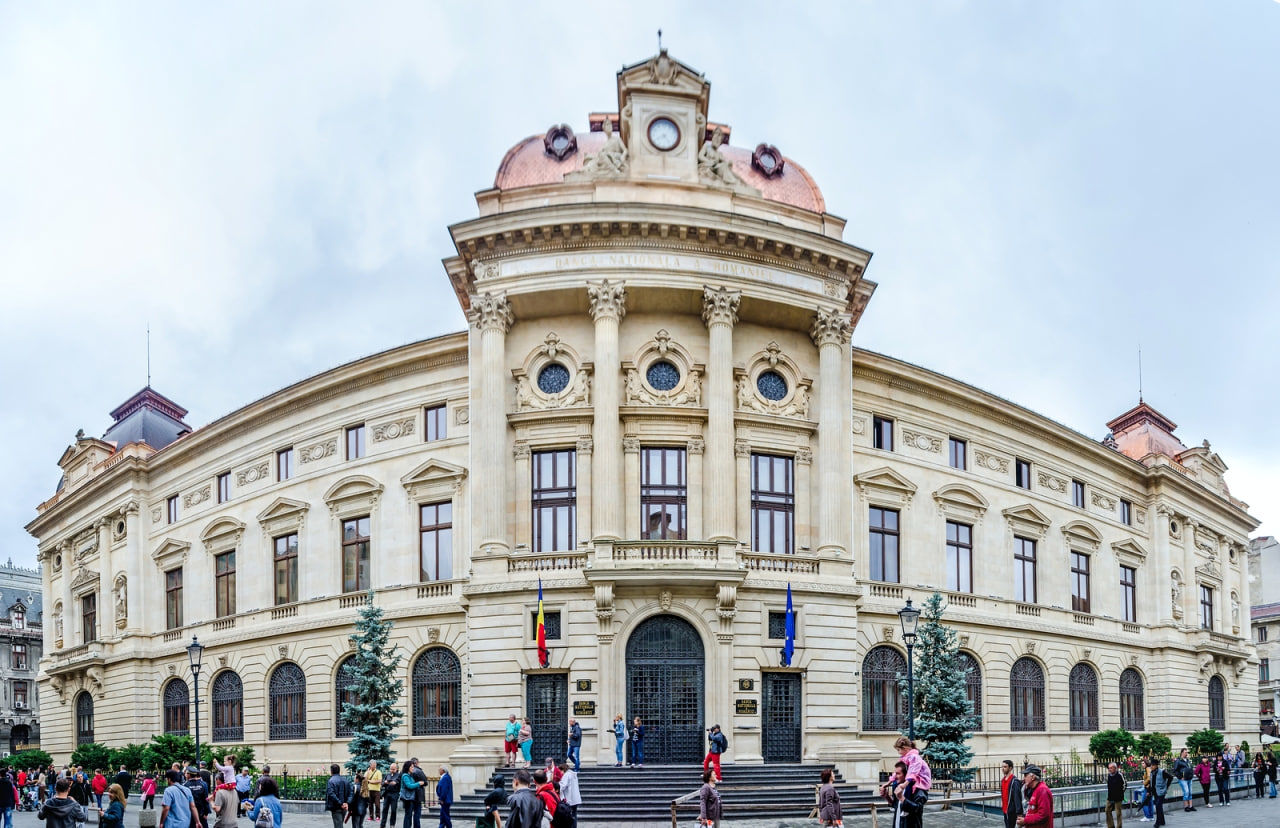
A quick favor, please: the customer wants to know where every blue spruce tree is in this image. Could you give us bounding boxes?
[899,592,979,777]
[341,589,405,771]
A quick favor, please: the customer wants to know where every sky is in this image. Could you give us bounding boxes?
[2,1,1277,569]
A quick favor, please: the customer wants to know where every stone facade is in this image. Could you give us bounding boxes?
[1248,536,1279,729]
[28,51,1259,785]
[1,559,42,755]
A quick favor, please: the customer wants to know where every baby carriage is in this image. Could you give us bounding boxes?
[20,785,39,812]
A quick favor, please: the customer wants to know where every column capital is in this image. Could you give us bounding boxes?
[623,437,641,454]
[587,279,628,323]
[795,447,813,465]
[468,291,514,333]
[810,308,852,348]
[701,286,741,328]
[512,440,531,460]
[734,439,752,458]
[687,437,705,455]
[576,436,594,455]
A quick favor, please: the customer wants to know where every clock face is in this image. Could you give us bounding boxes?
[648,117,679,151]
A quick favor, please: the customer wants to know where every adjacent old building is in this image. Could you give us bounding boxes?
[28,51,1260,784]
[1249,535,1279,732]
[2,558,42,756]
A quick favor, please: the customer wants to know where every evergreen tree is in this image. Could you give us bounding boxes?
[898,592,980,776]
[340,589,405,771]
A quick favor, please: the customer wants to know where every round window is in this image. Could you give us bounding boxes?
[756,370,788,401]
[646,360,681,391]
[537,363,571,394]
[758,151,777,173]
[551,133,570,154]
[115,521,125,535]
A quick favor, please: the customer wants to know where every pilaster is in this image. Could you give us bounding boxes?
[811,309,853,557]
[623,437,641,538]
[702,286,741,542]
[469,291,514,555]
[687,437,705,540]
[588,279,626,541]
[576,437,594,544]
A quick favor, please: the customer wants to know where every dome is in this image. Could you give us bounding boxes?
[494,129,826,214]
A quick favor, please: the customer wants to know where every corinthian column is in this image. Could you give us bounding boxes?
[588,280,627,540]
[469,291,514,554]
[702,286,741,542]
[811,309,853,557]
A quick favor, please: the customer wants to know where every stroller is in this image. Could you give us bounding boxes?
[20,785,40,812]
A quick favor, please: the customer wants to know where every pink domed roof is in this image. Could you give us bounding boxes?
[494,130,826,214]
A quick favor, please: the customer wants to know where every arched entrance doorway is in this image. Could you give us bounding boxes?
[626,614,704,764]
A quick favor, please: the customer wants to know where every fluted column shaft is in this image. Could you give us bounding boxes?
[96,519,112,636]
[588,280,626,540]
[812,309,853,556]
[703,287,741,542]
[470,292,514,554]
[1154,504,1173,624]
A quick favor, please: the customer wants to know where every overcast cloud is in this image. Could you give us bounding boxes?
[2,1,1277,568]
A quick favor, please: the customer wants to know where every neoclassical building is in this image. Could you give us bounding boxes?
[29,52,1259,784]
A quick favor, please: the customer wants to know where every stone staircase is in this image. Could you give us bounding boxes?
[442,764,870,824]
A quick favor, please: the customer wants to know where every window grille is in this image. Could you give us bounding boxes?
[1207,675,1225,729]
[76,692,94,745]
[163,679,190,735]
[211,671,244,743]
[1069,663,1098,731]
[335,657,358,737]
[861,646,907,731]
[269,662,306,740]
[1119,668,1144,731]
[1010,657,1045,731]
[412,648,462,735]
[958,651,982,726]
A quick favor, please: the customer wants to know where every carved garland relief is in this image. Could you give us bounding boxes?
[372,418,415,442]
[973,449,1010,473]
[902,428,942,453]
[236,462,270,486]
[300,438,338,463]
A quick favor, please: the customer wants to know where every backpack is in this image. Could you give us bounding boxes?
[255,804,275,828]
[549,798,574,828]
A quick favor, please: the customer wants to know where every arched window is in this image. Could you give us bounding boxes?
[335,657,358,737]
[1068,663,1099,732]
[958,651,982,727]
[269,662,307,740]
[212,671,244,743]
[861,646,907,731]
[163,679,190,735]
[1010,657,1045,731]
[75,692,94,745]
[1208,675,1226,730]
[1119,668,1144,731]
[412,648,462,736]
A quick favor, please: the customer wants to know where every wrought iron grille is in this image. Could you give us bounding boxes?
[861,646,906,731]
[1068,663,1098,732]
[211,670,244,743]
[412,648,462,735]
[762,672,802,763]
[335,657,358,737]
[1208,675,1225,729]
[958,651,982,726]
[768,611,788,640]
[646,360,680,391]
[756,370,788,401]
[76,691,94,745]
[530,610,562,641]
[163,678,190,736]
[626,614,705,764]
[1010,657,1045,731]
[269,662,307,740]
[527,674,568,764]
[537,363,570,394]
[1119,668,1144,731]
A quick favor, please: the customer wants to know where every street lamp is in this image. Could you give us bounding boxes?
[187,636,204,769]
[898,598,921,741]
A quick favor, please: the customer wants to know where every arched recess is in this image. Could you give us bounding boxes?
[211,670,244,743]
[1010,657,1045,731]
[625,614,705,764]
[1119,668,1145,731]
[75,691,95,745]
[958,651,983,727]
[268,662,307,740]
[1068,663,1099,731]
[1207,674,1226,730]
[163,678,190,735]
[335,656,358,737]
[861,645,907,732]
[411,647,462,736]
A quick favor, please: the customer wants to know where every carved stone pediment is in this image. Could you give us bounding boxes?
[1002,504,1051,539]
[257,497,309,535]
[151,538,191,568]
[1111,538,1147,566]
[323,474,385,518]
[401,458,467,501]
[200,517,246,555]
[932,483,989,521]
[69,565,101,593]
[854,467,917,507]
[1060,520,1103,553]
[1195,559,1223,584]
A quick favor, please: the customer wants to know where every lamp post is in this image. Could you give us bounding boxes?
[898,598,921,741]
[187,636,204,769]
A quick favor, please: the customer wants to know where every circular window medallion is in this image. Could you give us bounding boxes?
[648,117,679,151]
[645,360,681,391]
[537,363,571,394]
[751,143,786,178]
[756,370,788,401]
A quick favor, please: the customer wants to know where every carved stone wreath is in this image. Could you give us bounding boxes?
[513,332,591,412]
[736,342,811,419]
[623,329,703,407]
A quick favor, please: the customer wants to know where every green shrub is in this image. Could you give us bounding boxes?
[7,749,54,770]
[109,743,151,773]
[1089,729,1138,761]
[1136,732,1173,758]
[70,742,112,772]
[145,734,196,771]
[1186,728,1224,756]
[200,744,257,772]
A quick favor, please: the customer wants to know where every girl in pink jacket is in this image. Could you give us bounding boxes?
[894,737,932,791]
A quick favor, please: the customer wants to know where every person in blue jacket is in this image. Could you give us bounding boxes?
[434,767,452,828]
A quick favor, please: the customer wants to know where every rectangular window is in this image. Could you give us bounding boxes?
[81,593,97,643]
[12,642,27,670]
[641,447,687,539]
[873,416,894,451]
[1260,625,1270,643]
[274,533,299,605]
[750,453,795,555]
[531,609,562,641]
[1014,537,1037,604]
[215,551,236,618]
[425,404,447,442]
[12,611,24,630]
[1261,659,1270,682]
[277,447,295,481]
[1120,499,1132,525]
[1200,585,1214,630]
[767,610,798,641]
[1072,480,1085,509]
[868,507,900,583]
[532,449,576,553]
[166,495,179,524]
[948,437,967,470]
[946,521,973,593]
[13,680,28,707]
[1015,459,1032,490]
[346,424,366,460]
[342,516,371,593]
[1070,551,1091,614]
[419,502,454,581]
[1120,565,1137,623]
[216,472,231,504]
[165,568,183,630]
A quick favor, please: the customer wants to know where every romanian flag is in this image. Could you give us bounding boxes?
[536,578,550,668]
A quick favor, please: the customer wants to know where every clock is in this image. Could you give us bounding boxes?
[647,117,680,151]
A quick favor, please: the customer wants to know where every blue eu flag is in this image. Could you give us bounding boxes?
[781,583,796,666]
